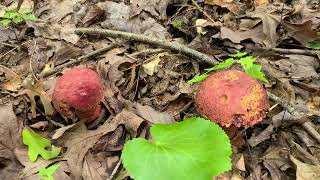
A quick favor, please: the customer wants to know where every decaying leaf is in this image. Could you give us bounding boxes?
[142,53,167,76]
[0,103,23,179]
[18,79,54,118]
[129,0,170,20]
[205,0,240,14]
[291,156,320,180]
[0,65,23,91]
[56,110,144,179]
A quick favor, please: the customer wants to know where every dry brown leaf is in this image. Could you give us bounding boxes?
[81,5,104,26]
[129,0,170,20]
[26,21,79,44]
[98,1,169,39]
[280,20,319,46]
[307,91,320,117]
[205,0,240,14]
[220,25,265,44]
[18,79,54,118]
[291,156,320,180]
[0,103,23,179]
[56,110,144,179]
[127,102,175,124]
[0,66,23,91]
[255,0,270,7]
[142,53,167,76]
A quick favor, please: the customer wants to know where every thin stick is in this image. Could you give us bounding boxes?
[107,159,122,180]
[267,91,320,144]
[40,43,118,78]
[251,47,320,57]
[75,28,218,65]
[191,0,215,23]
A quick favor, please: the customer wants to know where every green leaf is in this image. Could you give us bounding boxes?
[187,74,209,84]
[121,117,232,180]
[38,163,60,180]
[171,20,183,29]
[22,128,60,162]
[23,13,37,21]
[237,55,256,69]
[18,8,31,14]
[0,19,12,26]
[306,41,320,49]
[205,58,235,71]
[231,52,248,58]
[12,16,23,24]
[4,11,20,19]
[244,64,269,83]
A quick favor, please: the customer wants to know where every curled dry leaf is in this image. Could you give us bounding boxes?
[18,79,54,118]
[56,110,144,179]
[0,103,23,179]
[0,65,22,91]
[291,156,320,180]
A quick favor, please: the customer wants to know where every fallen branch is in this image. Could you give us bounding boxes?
[74,28,219,65]
[40,43,118,78]
[251,47,320,57]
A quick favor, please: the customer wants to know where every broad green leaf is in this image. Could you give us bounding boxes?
[231,52,248,58]
[4,11,19,19]
[18,8,31,14]
[187,74,209,84]
[38,163,60,180]
[23,13,37,21]
[12,16,23,24]
[238,55,256,70]
[306,41,320,49]
[121,117,232,180]
[22,128,60,162]
[0,19,12,26]
[205,58,235,71]
[244,64,268,83]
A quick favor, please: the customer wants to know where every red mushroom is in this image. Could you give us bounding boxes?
[195,69,269,127]
[52,67,104,123]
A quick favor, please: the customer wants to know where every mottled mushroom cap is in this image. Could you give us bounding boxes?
[52,67,104,123]
[195,69,269,127]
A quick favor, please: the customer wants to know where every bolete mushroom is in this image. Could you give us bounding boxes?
[52,67,104,123]
[195,69,269,127]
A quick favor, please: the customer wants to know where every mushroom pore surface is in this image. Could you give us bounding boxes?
[52,67,104,122]
[195,69,269,127]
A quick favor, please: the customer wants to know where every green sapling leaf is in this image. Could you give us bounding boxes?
[0,19,12,26]
[23,13,37,21]
[3,11,20,19]
[38,163,60,180]
[205,58,235,71]
[187,74,209,84]
[231,52,248,58]
[22,127,60,162]
[121,117,232,180]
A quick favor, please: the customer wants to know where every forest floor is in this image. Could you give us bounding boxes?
[0,0,320,179]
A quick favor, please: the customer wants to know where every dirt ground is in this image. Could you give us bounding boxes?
[0,0,320,179]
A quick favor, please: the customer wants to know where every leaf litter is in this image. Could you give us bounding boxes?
[0,0,320,179]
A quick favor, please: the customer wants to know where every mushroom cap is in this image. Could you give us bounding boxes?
[52,67,104,122]
[195,69,269,127]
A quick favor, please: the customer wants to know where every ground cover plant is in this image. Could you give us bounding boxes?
[0,0,320,180]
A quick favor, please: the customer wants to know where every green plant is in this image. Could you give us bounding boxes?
[38,163,60,180]
[121,117,232,180]
[188,52,268,84]
[171,19,183,29]
[22,127,60,162]
[0,8,37,26]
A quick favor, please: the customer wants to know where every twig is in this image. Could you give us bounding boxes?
[75,28,218,65]
[40,43,118,78]
[130,49,165,57]
[190,0,215,23]
[267,91,320,144]
[107,159,122,180]
[251,47,320,57]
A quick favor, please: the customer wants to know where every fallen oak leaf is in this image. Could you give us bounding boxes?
[18,79,54,118]
[56,110,144,179]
